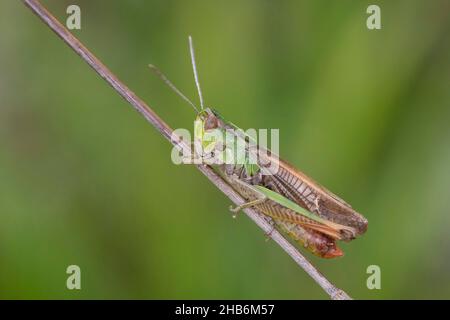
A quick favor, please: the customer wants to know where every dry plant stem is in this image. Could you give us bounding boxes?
[23,0,351,300]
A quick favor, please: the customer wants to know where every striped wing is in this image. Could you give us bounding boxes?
[254,147,368,238]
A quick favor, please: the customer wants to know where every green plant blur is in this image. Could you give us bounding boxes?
[0,0,449,299]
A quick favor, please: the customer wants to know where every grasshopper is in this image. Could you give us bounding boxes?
[149,37,368,258]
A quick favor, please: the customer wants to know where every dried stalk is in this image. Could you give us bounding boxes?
[23,0,351,300]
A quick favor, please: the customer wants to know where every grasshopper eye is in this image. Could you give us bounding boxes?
[204,114,218,130]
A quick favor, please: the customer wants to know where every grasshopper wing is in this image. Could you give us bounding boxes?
[254,147,368,237]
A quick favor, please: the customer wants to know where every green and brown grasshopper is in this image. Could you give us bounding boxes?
[149,37,368,258]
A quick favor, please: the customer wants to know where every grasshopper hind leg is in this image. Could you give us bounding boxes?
[228,175,267,217]
[229,197,266,216]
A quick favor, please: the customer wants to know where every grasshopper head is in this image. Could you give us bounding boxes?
[194,108,226,152]
[196,108,225,130]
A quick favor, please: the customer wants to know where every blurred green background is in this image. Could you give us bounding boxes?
[0,0,449,299]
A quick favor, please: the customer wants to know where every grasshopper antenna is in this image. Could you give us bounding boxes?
[148,64,200,113]
[188,36,205,110]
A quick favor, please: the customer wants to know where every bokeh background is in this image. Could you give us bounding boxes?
[0,0,449,299]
